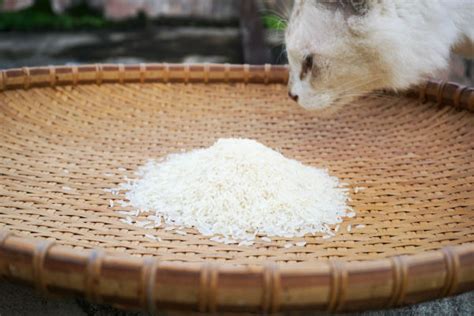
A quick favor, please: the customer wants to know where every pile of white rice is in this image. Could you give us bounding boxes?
[119,138,353,244]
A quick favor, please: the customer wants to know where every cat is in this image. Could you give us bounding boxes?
[285,0,474,110]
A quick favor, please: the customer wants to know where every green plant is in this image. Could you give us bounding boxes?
[262,14,287,31]
[0,0,109,31]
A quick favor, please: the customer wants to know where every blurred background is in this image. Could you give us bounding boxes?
[0,0,288,66]
[0,0,472,85]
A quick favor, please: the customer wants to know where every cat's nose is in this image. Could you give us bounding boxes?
[288,91,299,102]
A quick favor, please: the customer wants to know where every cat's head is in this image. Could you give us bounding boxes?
[285,0,449,110]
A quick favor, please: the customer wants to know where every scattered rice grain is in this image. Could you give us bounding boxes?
[210,236,223,243]
[145,234,157,240]
[121,217,133,225]
[117,210,136,216]
[135,220,151,227]
[238,240,254,247]
[354,186,366,193]
[116,200,129,207]
[223,238,237,244]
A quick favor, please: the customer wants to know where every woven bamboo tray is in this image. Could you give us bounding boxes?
[0,64,473,314]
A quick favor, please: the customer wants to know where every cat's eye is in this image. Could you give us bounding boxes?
[303,55,313,70]
[300,55,314,79]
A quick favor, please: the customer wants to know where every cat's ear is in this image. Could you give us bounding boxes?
[346,0,373,15]
[321,0,377,17]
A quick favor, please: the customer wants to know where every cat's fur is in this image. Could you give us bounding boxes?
[285,0,474,110]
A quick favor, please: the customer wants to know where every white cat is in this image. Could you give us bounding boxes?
[285,0,474,110]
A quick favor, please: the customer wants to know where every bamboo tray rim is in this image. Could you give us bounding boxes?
[0,63,473,313]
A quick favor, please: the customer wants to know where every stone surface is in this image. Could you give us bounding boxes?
[0,281,473,316]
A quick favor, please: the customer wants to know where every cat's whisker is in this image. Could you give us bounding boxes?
[334,94,398,101]
[328,75,385,92]
[258,3,288,47]
[336,89,398,99]
[280,4,292,18]
[330,94,396,108]
[276,48,287,64]
[311,101,349,117]
[325,86,399,108]
[332,76,385,96]
[259,6,289,26]
[268,34,286,49]
[268,0,292,21]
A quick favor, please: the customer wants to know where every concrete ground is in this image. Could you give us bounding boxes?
[0,281,472,316]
